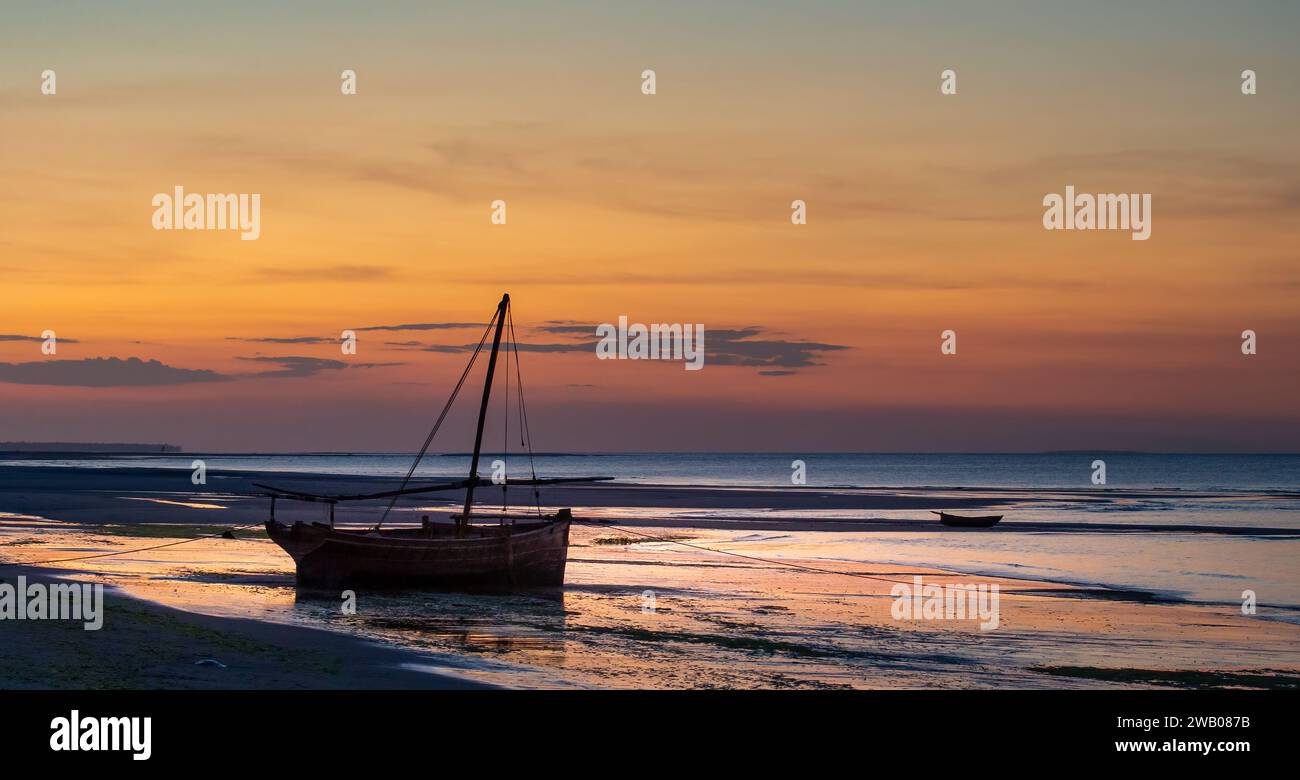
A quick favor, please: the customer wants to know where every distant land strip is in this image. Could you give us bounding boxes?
[0,442,182,453]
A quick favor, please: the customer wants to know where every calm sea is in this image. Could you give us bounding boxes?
[3,452,1298,491]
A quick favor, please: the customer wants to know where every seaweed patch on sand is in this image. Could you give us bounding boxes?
[590,534,694,546]
[1011,587,1162,603]
[1030,665,1300,690]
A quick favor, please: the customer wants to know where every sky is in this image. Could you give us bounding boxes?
[1,1,1297,452]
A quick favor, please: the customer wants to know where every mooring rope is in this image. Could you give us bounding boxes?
[571,518,1072,597]
[507,308,544,520]
[0,520,269,567]
[570,518,922,587]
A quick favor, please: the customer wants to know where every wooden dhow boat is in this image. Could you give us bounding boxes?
[260,293,609,590]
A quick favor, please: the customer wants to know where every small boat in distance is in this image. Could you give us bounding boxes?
[259,293,610,590]
[931,511,1003,528]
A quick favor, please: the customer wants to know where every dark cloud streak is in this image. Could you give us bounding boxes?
[0,357,226,387]
[0,334,80,344]
[389,324,848,372]
[0,355,403,387]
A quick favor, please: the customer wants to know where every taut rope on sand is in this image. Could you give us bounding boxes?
[571,518,922,587]
[0,520,269,567]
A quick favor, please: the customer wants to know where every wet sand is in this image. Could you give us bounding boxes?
[0,567,489,689]
[2,523,1296,689]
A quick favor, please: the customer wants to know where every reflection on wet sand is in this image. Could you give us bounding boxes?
[294,587,571,657]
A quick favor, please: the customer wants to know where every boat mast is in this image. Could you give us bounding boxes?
[459,293,510,532]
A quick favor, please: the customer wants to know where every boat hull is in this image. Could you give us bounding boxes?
[936,512,1003,528]
[265,518,571,590]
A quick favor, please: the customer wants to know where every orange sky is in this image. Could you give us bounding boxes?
[1,2,1297,451]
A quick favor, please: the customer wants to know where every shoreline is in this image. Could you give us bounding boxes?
[1,464,1296,535]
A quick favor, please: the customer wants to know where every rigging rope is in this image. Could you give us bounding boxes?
[507,309,544,520]
[373,312,499,531]
[0,520,270,567]
[570,519,925,587]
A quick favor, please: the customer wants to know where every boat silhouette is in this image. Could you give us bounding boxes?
[260,293,609,589]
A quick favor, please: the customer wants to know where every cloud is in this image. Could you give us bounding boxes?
[391,340,593,354]
[254,265,396,282]
[0,357,226,387]
[355,322,484,332]
[0,354,405,387]
[237,356,348,378]
[972,148,1300,220]
[227,336,335,344]
[535,323,595,335]
[389,324,848,372]
[185,125,906,224]
[705,328,849,369]
[226,323,483,344]
[0,334,80,344]
[236,356,403,378]
[485,266,1106,293]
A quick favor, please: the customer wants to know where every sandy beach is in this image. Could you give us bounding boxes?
[2,462,1297,690]
[0,566,489,689]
